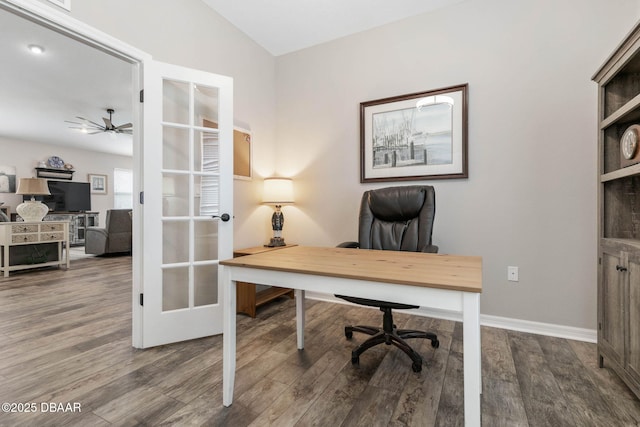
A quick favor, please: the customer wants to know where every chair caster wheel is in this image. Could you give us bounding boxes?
[351,355,359,365]
[345,328,353,340]
[432,339,440,348]
[412,362,422,372]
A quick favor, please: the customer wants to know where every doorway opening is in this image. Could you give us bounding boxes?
[0,0,147,346]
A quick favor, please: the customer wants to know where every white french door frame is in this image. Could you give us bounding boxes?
[2,0,150,347]
[141,61,233,347]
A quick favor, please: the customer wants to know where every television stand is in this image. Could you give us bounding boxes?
[16,212,99,246]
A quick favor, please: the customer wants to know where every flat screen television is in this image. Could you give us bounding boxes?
[26,181,91,212]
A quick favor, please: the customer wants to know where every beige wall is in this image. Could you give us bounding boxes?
[68,0,279,248]
[0,136,131,223]
[275,0,640,329]
[12,0,640,330]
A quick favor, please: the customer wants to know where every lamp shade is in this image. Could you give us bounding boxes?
[16,178,50,222]
[15,178,50,196]
[262,178,294,204]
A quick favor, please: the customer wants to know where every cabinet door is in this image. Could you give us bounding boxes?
[601,248,625,366]
[627,250,640,382]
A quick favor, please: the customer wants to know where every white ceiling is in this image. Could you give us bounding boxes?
[0,8,133,158]
[202,0,466,56]
[0,1,463,159]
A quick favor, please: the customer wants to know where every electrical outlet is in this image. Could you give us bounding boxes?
[508,266,519,282]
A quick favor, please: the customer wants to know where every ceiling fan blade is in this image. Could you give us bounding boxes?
[76,116,104,128]
[70,125,102,130]
[103,117,113,130]
[67,111,129,135]
[68,124,103,132]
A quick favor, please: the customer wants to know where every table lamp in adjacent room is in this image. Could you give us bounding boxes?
[15,178,50,222]
[262,177,294,247]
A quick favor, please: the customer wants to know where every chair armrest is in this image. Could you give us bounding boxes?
[422,244,439,253]
[85,227,109,255]
[337,241,360,248]
[86,227,108,238]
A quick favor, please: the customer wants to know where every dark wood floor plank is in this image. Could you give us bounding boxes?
[92,384,184,425]
[508,331,583,427]
[247,349,346,426]
[536,335,618,426]
[388,316,451,427]
[480,327,528,426]
[2,336,137,402]
[294,343,383,426]
[340,385,400,427]
[569,339,640,425]
[434,329,464,427]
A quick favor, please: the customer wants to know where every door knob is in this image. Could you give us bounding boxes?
[616,265,628,272]
[212,213,231,222]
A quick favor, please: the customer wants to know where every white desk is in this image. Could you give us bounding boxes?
[220,246,483,426]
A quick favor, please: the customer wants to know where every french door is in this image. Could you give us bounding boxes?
[139,60,233,347]
[0,0,234,349]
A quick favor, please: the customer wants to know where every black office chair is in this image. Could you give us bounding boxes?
[336,185,439,372]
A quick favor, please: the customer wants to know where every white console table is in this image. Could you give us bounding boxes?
[0,221,70,277]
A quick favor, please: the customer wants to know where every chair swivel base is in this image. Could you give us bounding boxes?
[345,308,439,373]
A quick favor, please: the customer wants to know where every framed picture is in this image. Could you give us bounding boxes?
[232,127,252,180]
[89,174,107,194]
[47,0,71,11]
[203,119,252,180]
[0,166,17,193]
[360,84,468,182]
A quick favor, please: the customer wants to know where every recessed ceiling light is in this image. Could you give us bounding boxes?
[28,44,45,55]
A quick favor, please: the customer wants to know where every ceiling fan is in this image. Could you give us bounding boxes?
[66,108,132,135]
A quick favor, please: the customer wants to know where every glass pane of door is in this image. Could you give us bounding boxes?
[161,78,220,312]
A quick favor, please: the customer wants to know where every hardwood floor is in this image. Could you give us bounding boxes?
[1,256,639,426]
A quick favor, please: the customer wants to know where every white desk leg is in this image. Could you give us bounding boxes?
[222,267,236,407]
[296,289,305,350]
[463,292,481,427]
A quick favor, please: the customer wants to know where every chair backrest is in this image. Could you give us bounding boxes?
[358,185,435,252]
[105,209,132,234]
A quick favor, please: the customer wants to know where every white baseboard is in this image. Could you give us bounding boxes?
[305,291,597,343]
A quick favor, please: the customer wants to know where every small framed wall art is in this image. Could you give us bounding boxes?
[360,84,468,182]
[0,166,17,193]
[89,174,107,194]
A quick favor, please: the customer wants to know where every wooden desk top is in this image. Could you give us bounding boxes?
[221,246,482,293]
[233,244,297,257]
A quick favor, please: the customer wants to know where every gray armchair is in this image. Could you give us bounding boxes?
[85,209,132,255]
[336,185,439,372]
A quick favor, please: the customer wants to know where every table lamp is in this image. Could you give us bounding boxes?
[16,178,51,222]
[262,177,294,247]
